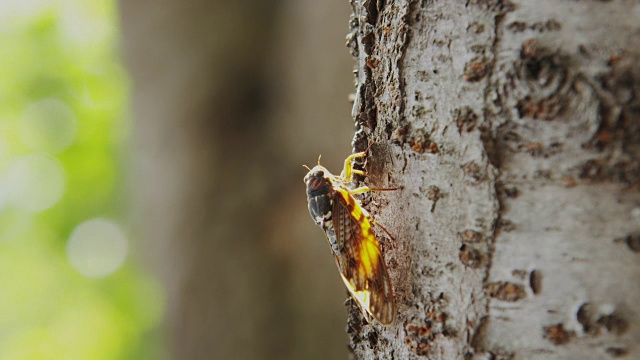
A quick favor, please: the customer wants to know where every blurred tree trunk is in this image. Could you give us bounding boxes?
[120,1,287,359]
[347,1,640,359]
[120,0,354,359]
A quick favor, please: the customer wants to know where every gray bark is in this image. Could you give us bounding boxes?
[347,1,640,359]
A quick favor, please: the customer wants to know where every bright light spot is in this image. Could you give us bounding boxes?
[0,0,51,21]
[59,1,110,48]
[5,153,65,212]
[0,179,6,210]
[67,218,128,278]
[0,137,7,159]
[20,98,77,153]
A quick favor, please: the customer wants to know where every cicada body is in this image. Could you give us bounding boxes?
[303,152,396,325]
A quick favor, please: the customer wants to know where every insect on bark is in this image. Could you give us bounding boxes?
[303,150,397,325]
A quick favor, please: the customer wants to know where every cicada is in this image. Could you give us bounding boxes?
[303,150,396,325]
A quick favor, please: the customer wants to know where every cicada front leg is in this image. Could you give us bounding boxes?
[341,151,367,182]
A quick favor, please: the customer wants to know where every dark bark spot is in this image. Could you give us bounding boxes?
[521,38,540,60]
[467,21,485,34]
[533,169,552,180]
[576,302,629,337]
[560,177,578,187]
[577,158,640,185]
[365,56,380,70]
[454,106,479,132]
[508,20,561,33]
[362,32,376,55]
[512,40,570,121]
[605,347,629,357]
[462,162,486,184]
[363,0,382,26]
[470,316,489,351]
[520,141,562,157]
[414,340,430,356]
[511,269,527,279]
[367,330,378,347]
[507,21,527,32]
[346,297,364,335]
[579,159,604,181]
[615,232,640,253]
[391,124,410,145]
[517,95,562,120]
[531,19,561,32]
[486,281,525,302]
[426,186,444,212]
[624,233,640,252]
[412,104,427,118]
[465,57,489,82]
[529,269,542,295]
[470,45,486,54]
[459,244,484,269]
[597,312,629,336]
[407,129,438,154]
[404,317,433,356]
[488,351,516,360]
[499,186,520,199]
[442,326,457,337]
[590,55,640,155]
[501,130,522,143]
[416,70,430,82]
[460,229,482,243]
[577,302,598,335]
[496,218,515,232]
[480,124,502,168]
[543,323,574,345]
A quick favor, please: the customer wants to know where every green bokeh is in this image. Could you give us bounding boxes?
[0,1,163,359]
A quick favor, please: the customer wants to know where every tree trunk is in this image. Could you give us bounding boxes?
[346,1,640,359]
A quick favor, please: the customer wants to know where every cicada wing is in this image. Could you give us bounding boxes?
[332,189,395,325]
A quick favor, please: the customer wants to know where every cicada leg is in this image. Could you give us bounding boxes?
[347,186,398,195]
[369,217,396,243]
[341,151,367,182]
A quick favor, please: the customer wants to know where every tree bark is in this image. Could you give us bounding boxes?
[346,1,640,359]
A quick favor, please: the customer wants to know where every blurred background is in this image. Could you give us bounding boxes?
[1,0,355,358]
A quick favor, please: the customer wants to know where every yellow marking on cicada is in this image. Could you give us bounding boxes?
[339,273,371,307]
[342,193,380,277]
[360,236,382,279]
[341,150,367,182]
[341,187,398,242]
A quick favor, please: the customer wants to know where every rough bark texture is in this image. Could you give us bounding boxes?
[346,1,640,359]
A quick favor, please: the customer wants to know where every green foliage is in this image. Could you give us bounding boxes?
[0,1,163,359]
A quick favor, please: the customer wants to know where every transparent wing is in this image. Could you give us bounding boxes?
[332,188,395,325]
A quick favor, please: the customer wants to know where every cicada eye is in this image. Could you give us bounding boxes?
[313,170,324,178]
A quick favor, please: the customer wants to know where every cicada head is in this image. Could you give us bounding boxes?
[303,165,332,197]
[304,165,334,226]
